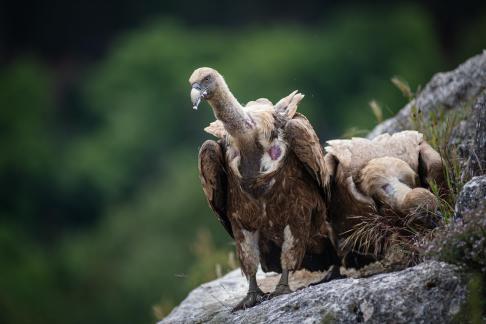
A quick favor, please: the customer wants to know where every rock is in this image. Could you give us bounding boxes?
[160,261,465,324]
[454,175,486,221]
[450,90,486,180]
[465,92,486,177]
[426,176,486,274]
[368,51,486,139]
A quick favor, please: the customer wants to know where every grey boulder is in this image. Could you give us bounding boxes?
[160,261,465,324]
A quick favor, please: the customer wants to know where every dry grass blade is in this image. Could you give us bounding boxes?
[391,76,414,100]
[341,203,440,265]
[369,100,383,123]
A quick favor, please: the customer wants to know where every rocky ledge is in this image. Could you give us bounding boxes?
[161,261,465,324]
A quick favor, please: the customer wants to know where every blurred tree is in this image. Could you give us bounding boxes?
[0,60,56,234]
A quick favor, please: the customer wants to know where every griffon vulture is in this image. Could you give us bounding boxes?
[323,131,443,264]
[190,67,340,311]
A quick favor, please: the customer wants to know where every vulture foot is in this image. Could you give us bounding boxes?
[311,265,345,286]
[231,288,268,312]
[269,283,293,298]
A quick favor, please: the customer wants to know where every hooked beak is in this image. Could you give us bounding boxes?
[191,83,208,110]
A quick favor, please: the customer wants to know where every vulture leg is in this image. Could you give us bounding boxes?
[269,269,292,298]
[269,225,307,298]
[232,229,267,312]
[231,274,267,312]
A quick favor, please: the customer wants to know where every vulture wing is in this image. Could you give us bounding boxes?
[275,90,304,119]
[284,113,330,190]
[204,120,226,139]
[418,141,445,189]
[198,140,233,238]
[246,98,273,106]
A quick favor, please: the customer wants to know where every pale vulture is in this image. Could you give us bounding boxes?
[324,131,443,265]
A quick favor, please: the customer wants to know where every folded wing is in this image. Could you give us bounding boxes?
[284,113,330,191]
[198,140,233,238]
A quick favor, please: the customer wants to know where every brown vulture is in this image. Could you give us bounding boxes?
[190,67,340,311]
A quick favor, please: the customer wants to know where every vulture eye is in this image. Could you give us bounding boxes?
[204,76,211,82]
[382,184,392,194]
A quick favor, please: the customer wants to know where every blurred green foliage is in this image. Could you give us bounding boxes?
[0,3,485,324]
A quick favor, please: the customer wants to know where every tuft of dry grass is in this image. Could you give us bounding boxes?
[341,204,441,267]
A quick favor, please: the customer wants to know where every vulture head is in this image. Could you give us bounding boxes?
[358,157,438,217]
[189,67,225,110]
[189,67,253,139]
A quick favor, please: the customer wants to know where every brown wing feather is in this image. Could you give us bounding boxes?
[198,140,233,238]
[275,90,304,119]
[284,114,330,191]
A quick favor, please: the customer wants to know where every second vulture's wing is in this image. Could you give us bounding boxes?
[418,141,444,189]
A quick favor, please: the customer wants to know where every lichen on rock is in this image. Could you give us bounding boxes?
[427,176,486,274]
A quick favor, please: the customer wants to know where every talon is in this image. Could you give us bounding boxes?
[231,289,267,312]
[269,283,293,298]
[310,265,345,286]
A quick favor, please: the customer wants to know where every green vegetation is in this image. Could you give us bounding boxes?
[403,82,471,221]
[1,3,485,324]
